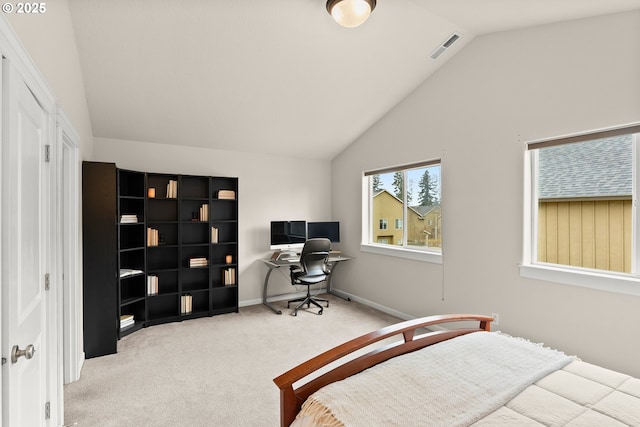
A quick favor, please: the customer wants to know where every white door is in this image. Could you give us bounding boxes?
[1,57,50,426]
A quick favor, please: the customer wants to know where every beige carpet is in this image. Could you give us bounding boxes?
[64,295,400,427]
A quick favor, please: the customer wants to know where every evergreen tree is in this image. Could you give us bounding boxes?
[407,178,414,205]
[372,175,382,192]
[418,169,438,206]
[392,172,403,200]
[390,172,414,203]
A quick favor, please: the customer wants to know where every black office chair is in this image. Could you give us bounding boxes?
[287,238,331,316]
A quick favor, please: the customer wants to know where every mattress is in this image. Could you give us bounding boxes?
[291,332,640,426]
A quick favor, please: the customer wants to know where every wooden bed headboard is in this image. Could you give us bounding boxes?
[273,313,493,427]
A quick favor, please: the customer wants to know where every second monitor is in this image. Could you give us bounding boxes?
[307,221,340,243]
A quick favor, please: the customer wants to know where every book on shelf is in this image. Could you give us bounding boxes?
[120,268,144,278]
[189,257,209,268]
[217,189,235,200]
[147,227,159,246]
[180,294,193,314]
[120,214,138,223]
[147,275,159,295]
[199,203,209,221]
[223,267,236,286]
[120,314,134,329]
[211,227,218,243]
[166,179,178,198]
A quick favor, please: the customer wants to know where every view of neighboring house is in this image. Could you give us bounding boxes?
[537,135,632,272]
[372,189,441,248]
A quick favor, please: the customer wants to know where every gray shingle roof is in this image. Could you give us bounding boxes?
[411,205,440,216]
[537,135,632,199]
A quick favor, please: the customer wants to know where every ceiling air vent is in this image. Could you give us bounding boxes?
[430,33,461,60]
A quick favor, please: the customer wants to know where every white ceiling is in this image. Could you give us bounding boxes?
[67,0,640,160]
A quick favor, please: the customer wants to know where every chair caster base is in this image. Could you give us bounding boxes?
[287,294,329,316]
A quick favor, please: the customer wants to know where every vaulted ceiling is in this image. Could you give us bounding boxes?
[67,0,640,159]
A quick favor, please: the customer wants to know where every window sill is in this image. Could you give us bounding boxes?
[360,243,443,264]
[519,263,640,296]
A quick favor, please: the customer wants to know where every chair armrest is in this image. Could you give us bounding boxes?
[290,265,303,283]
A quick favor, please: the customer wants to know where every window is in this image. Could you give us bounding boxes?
[362,160,442,262]
[379,219,388,230]
[522,123,640,296]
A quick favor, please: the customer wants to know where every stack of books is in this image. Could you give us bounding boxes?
[147,227,159,246]
[181,294,193,314]
[211,227,218,243]
[120,214,138,224]
[166,180,178,198]
[199,204,209,221]
[223,267,236,286]
[218,189,235,200]
[120,314,134,330]
[189,257,208,268]
[147,275,159,295]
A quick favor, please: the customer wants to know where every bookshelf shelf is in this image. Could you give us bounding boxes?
[121,295,146,306]
[120,246,145,253]
[120,321,144,337]
[83,163,239,358]
[147,267,179,273]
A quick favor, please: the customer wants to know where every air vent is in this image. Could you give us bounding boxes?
[442,33,460,48]
[430,32,461,60]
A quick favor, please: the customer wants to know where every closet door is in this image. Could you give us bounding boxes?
[1,57,52,427]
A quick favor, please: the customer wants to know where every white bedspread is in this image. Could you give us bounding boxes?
[292,332,573,427]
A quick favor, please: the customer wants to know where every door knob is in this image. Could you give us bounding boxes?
[11,344,35,364]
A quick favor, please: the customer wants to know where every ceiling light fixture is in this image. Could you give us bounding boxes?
[326,0,377,28]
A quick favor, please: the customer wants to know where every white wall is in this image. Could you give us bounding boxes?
[331,11,640,377]
[94,137,332,303]
[6,0,94,158]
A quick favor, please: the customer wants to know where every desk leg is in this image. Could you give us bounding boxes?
[326,262,350,301]
[263,268,282,314]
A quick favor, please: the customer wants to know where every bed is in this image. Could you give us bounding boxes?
[273,314,640,427]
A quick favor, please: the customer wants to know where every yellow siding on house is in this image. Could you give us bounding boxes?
[408,209,441,248]
[538,200,632,273]
[372,190,441,248]
[372,191,403,245]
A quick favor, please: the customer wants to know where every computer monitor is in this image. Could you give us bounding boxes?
[270,220,306,251]
[307,221,340,243]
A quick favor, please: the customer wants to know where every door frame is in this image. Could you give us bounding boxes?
[0,15,63,427]
[57,108,83,387]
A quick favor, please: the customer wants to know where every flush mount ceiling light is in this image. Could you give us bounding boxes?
[326,0,377,28]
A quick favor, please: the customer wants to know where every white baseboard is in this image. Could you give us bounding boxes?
[240,287,416,322]
[239,287,328,308]
[329,289,414,321]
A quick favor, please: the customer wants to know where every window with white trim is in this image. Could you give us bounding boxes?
[363,160,441,255]
[522,124,640,295]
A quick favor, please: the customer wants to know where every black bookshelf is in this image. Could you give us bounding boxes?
[82,162,239,357]
[82,162,118,358]
[146,173,180,325]
[117,169,146,337]
[210,177,239,314]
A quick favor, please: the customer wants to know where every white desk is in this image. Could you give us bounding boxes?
[261,255,352,314]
